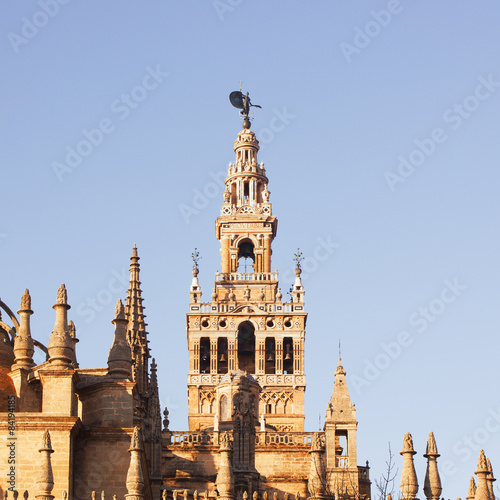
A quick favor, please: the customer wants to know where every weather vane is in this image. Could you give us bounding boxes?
[229,85,261,129]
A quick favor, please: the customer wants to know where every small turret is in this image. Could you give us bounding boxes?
[308,433,325,499]
[36,430,55,500]
[216,432,234,500]
[68,320,79,368]
[47,284,74,368]
[423,432,442,500]
[475,450,491,500]
[108,299,133,379]
[487,458,496,500]
[467,477,477,500]
[125,427,145,500]
[400,432,419,500]
[13,289,35,369]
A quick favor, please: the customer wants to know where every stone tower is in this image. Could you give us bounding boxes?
[186,118,307,433]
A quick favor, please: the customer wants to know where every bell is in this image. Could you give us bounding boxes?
[284,346,292,361]
[267,352,274,362]
[219,353,227,362]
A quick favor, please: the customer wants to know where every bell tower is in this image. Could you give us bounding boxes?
[186,102,307,432]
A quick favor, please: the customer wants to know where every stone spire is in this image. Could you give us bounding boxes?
[108,299,133,379]
[36,430,54,500]
[475,450,491,500]
[308,432,326,499]
[125,245,149,393]
[216,432,234,500]
[325,358,355,422]
[400,433,419,500]
[423,432,442,500]
[125,427,145,500]
[487,458,496,500]
[13,289,35,369]
[467,477,477,500]
[47,284,74,368]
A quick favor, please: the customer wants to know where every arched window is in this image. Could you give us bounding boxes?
[200,337,210,373]
[220,395,229,421]
[237,239,255,272]
[283,337,294,374]
[218,337,228,374]
[265,337,275,374]
[237,321,255,373]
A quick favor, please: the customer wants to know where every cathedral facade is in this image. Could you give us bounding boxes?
[0,114,493,500]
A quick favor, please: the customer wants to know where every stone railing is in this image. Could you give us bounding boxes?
[169,431,215,446]
[215,272,279,282]
[255,431,321,447]
[188,374,306,386]
[358,464,370,480]
[167,431,321,449]
[189,302,303,314]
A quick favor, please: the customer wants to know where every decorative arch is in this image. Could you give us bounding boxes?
[237,320,255,373]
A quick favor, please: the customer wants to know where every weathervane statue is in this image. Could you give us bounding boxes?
[229,84,261,129]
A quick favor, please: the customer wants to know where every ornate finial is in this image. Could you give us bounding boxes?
[311,432,324,452]
[56,284,67,304]
[424,432,439,457]
[130,426,142,451]
[163,407,170,430]
[401,432,415,454]
[477,450,488,472]
[21,289,31,310]
[133,244,138,257]
[487,457,495,479]
[115,299,125,320]
[293,249,303,276]
[41,429,52,451]
[68,320,76,339]
[192,248,201,275]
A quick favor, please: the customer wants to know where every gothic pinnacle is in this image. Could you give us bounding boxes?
[423,432,442,500]
[47,284,74,368]
[125,427,145,500]
[400,432,419,500]
[475,450,491,500]
[36,430,55,500]
[108,299,132,379]
[467,477,477,500]
[13,288,35,369]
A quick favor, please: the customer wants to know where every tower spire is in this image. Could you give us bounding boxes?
[125,245,149,393]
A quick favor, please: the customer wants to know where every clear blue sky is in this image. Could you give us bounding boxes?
[2,2,500,498]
